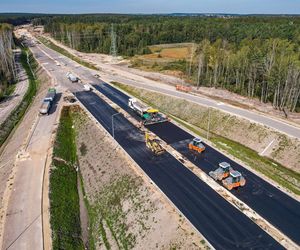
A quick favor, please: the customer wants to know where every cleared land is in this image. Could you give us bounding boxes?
[112,82,300,196]
[72,106,208,250]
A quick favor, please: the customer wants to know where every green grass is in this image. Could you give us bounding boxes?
[0,47,39,147]
[38,37,98,70]
[112,81,300,196]
[50,106,84,250]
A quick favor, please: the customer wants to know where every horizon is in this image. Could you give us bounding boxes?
[1,12,300,16]
[1,0,300,15]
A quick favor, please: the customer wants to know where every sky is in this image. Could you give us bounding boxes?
[1,0,300,14]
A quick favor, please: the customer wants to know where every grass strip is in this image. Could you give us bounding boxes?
[112,81,300,195]
[38,36,98,70]
[50,106,84,250]
[0,47,38,147]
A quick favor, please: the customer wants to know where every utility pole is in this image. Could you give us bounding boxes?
[110,24,117,61]
[207,107,211,140]
[188,43,195,81]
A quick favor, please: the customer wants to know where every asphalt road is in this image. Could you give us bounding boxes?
[25,42,289,248]
[75,90,282,249]
[106,80,300,139]
[92,82,300,245]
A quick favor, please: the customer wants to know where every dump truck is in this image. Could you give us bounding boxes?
[145,132,165,155]
[39,88,56,115]
[209,162,233,181]
[222,171,246,190]
[188,138,205,153]
[128,98,168,125]
[44,88,56,102]
[176,85,192,93]
[66,72,79,82]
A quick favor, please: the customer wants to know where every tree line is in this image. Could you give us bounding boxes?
[0,23,15,100]
[35,15,300,111]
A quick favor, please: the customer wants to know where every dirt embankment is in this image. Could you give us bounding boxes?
[72,107,208,250]
[114,84,300,174]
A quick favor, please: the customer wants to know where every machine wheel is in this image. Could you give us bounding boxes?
[240,180,246,187]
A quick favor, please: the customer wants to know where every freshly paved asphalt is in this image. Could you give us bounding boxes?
[93,82,300,245]
[29,42,289,248]
[75,90,282,249]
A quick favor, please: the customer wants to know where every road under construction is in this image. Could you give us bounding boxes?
[92,82,300,246]
[75,90,282,249]
[10,38,299,249]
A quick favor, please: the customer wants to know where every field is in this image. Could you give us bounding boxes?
[131,43,195,75]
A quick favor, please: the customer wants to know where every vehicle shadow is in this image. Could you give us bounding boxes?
[49,93,62,115]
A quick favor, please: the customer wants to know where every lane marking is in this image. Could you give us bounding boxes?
[260,139,275,156]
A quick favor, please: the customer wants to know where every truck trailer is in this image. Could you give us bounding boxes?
[128,98,168,125]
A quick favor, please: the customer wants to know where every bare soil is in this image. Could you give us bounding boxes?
[72,107,208,250]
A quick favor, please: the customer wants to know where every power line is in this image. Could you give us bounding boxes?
[110,24,117,59]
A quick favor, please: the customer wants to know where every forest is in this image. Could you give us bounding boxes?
[0,23,15,100]
[25,15,300,111]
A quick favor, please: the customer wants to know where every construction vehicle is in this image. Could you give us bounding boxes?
[176,85,192,93]
[128,98,168,125]
[222,171,246,190]
[39,88,56,115]
[209,162,233,181]
[44,88,56,102]
[188,138,205,153]
[66,72,79,82]
[145,132,165,155]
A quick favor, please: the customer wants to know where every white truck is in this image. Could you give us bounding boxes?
[128,98,168,125]
[128,98,149,117]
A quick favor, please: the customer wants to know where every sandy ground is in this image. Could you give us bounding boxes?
[73,107,209,250]
[0,53,29,126]
[0,67,51,249]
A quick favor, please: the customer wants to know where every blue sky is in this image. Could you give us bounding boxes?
[1,0,300,14]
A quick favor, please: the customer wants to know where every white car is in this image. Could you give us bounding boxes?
[83,84,91,91]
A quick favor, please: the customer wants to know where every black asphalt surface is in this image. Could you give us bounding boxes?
[93,82,300,245]
[75,90,282,249]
